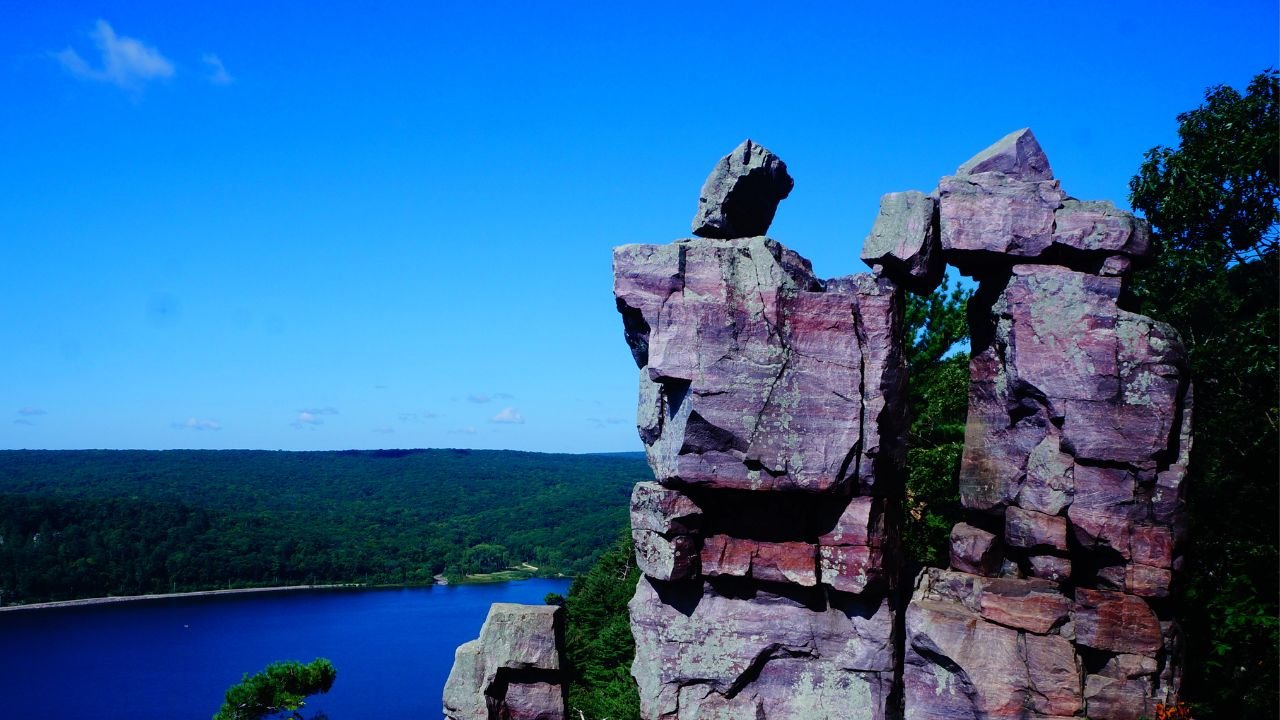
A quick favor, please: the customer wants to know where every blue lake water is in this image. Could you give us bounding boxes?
[0,579,571,719]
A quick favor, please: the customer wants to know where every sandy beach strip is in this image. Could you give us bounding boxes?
[0,583,364,613]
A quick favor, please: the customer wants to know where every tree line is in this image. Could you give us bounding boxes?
[0,448,648,604]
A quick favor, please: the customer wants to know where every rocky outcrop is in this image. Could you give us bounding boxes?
[614,141,907,720]
[443,603,566,720]
[902,131,1190,720]
[428,128,1195,720]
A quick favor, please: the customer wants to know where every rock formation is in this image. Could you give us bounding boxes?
[901,129,1190,720]
[608,130,1190,720]
[615,140,907,720]
[443,603,566,720]
[445,129,1188,719]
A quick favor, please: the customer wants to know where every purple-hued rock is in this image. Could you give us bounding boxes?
[1017,435,1075,515]
[939,131,1152,275]
[701,535,818,587]
[443,604,565,720]
[819,544,885,595]
[614,236,906,494]
[820,496,886,547]
[949,522,1001,576]
[1053,199,1151,258]
[630,575,895,720]
[938,172,1064,270]
[955,128,1054,181]
[1084,654,1163,720]
[503,683,566,720]
[1005,506,1068,551]
[904,568,1082,719]
[691,140,794,239]
[861,191,943,292]
[1073,588,1163,656]
[1028,554,1072,582]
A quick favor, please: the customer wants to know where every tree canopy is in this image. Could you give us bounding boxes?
[213,658,336,720]
[1128,68,1278,720]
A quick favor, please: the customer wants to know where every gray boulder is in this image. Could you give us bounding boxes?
[692,140,794,239]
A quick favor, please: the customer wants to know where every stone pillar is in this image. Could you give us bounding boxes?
[898,129,1190,720]
[443,603,566,720]
[613,141,908,720]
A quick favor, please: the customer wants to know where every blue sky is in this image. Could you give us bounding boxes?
[1,1,1275,452]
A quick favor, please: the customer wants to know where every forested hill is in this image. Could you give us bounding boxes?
[0,449,649,606]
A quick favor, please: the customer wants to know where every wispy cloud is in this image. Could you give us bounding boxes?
[491,407,525,424]
[172,417,221,431]
[372,426,395,434]
[14,419,34,426]
[201,53,232,85]
[467,393,491,404]
[54,20,174,90]
[291,411,324,428]
[300,407,339,416]
[17,407,45,416]
[450,425,478,435]
[398,411,441,423]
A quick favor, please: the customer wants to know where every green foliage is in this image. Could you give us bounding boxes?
[1127,69,1278,720]
[213,658,336,720]
[558,530,641,720]
[0,449,649,604]
[902,278,972,568]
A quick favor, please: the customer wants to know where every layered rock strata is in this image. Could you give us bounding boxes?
[614,141,908,720]
[443,603,566,720]
[897,129,1191,720]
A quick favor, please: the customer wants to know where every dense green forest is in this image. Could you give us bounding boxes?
[0,449,648,605]
[1126,70,1278,720]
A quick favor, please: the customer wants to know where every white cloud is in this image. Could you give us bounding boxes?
[467,393,491,404]
[292,411,325,428]
[172,417,221,431]
[450,425,478,435]
[201,53,232,85]
[491,407,525,424]
[17,407,45,416]
[55,20,175,90]
[300,406,338,416]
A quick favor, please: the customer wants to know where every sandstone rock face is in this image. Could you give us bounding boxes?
[615,236,905,494]
[692,140,794,239]
[601,132,1189,720]
[615,142,906,719]
[903,132,1189,719]
[443,603,565,720]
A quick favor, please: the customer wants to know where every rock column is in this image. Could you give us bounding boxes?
[893,130,1190,720]
[614,141,908,720]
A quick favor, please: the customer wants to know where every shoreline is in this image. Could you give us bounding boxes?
[0,583,366,613]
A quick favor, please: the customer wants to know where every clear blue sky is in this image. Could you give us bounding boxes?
[1,1,1275,452]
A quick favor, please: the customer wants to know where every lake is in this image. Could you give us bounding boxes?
[0,578,571,719]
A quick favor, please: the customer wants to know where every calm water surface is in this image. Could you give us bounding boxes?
[0,578,570,719]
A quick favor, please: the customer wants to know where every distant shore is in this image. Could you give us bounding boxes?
[0,583,364,613]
